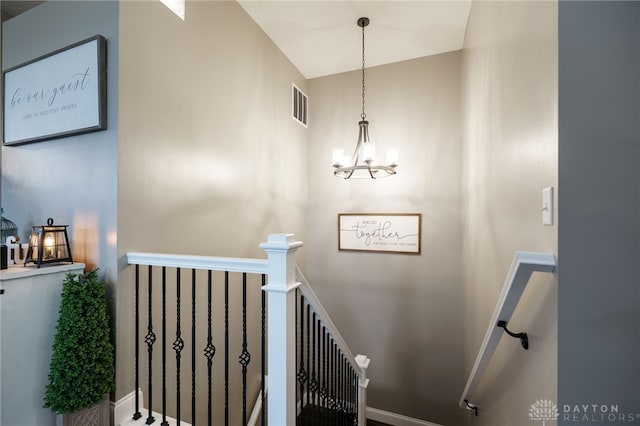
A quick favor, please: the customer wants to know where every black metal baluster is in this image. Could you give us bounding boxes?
[336,351,340,425]
[133,265,142,420]
[316,318,322,419]
[145,265,156,425]
[345,361,349,425]
[296,289,307,423]
[353,367,357,424]
[343,355,347,420]
[347,366,352,425]
[161,267,168,426]
[310,312,317,415]
[338,352,342,425]
[261,274,266,426]
[239,273,251,425]
[343,355,347,422]
[322,328,328,426]
[174,269,184,425]
[192,269,197,426]
[354,367,358,425]
[204,270,216,426]
[348,366,352,425]
[336,350,340,425]
[331,339,337,424]
[224,271,230,425]
[327,337,335,412]
[306,303,311,411]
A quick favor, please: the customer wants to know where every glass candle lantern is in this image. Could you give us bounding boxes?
[24,218,73,268]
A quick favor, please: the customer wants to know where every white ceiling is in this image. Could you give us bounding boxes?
[1,1,471,79]
[237,0,472,79]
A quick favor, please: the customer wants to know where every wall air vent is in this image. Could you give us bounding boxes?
[292,83,308,127]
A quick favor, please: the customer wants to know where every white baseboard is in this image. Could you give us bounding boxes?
[113,389,143,426]
[114,390,440,426]
[367,407,443,426]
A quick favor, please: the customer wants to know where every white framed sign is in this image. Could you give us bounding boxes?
[338,213,422,254]
[3,35,107,146]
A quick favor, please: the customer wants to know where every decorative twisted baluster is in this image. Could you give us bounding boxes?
[239,273,251,425]
[297,294,307,402]
[173,268,184,425]
[204,270,216,426]
[145,265,156,425]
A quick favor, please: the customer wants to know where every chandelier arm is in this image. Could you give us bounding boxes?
[348,121,365,167]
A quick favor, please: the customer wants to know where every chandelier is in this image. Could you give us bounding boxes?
[332,17,398,179]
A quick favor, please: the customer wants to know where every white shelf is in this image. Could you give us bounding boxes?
[0,262,85,281]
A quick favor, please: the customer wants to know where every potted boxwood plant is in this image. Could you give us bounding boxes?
[44,269,114,426]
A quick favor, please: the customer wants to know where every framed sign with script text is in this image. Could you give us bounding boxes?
[3,35,107,146]
[338,213,422,254]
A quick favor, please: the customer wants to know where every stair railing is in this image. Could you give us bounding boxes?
[294,266,370,425]
[459,251,556,416]
[125,233,369,425]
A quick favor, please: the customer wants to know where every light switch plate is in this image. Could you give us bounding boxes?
[542,187,553,226]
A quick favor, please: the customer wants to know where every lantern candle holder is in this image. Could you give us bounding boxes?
[24,218,73,268]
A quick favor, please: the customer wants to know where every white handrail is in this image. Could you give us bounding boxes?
[126,252,268,274]
[459,251,556,413]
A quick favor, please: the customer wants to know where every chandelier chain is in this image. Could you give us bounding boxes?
[361,22,366,120]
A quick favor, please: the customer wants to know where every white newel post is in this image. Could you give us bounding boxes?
[355,354,370,426]
[260,233,303,426]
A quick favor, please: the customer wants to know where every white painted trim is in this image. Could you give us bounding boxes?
[367,407,443,426]
[247,375,267,426]
[126,252,267,274]
[459,251,556,410]
[261,234,302,426]
[113,389,142,426]
[114,389,191,426]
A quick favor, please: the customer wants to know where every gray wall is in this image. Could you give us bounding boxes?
[558,1,640,422]
[1,1,119,281]
[1,0,118,421]
[306,52,465,425]
[461,2,558,424]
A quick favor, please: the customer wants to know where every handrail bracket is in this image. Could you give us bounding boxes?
[496,320,529,350]
[464,399,478,416]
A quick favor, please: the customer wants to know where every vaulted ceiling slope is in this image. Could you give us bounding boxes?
[1,1,472,79]
[237,0,472,79]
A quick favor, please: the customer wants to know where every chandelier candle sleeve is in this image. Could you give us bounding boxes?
[332,148,345,167]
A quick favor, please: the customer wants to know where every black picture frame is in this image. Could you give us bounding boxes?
[2,35,107,146]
